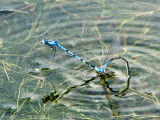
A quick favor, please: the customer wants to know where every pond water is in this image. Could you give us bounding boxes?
[0,0,160,120]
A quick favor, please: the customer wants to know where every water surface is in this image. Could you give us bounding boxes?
[0,0,160,120]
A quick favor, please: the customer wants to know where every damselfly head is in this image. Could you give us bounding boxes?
[42,38,48,44]
[42,39,58,46]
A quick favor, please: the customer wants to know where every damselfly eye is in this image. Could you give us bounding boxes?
[42,40,45,44]
[42,39,49,44]
[44,38,47,41]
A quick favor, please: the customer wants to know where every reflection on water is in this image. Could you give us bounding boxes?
[0,0,160,120]
[42,70,130,118]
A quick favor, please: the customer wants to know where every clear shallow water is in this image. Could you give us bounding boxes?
[0,0,160,120]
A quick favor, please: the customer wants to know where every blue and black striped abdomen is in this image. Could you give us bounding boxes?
[57,44,100,72]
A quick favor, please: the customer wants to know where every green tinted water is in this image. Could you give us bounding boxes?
[0,0,160,120]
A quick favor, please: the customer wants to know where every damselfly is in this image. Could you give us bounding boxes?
[42,38,130,79]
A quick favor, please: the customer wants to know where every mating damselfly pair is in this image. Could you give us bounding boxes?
[42,37,131,79]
